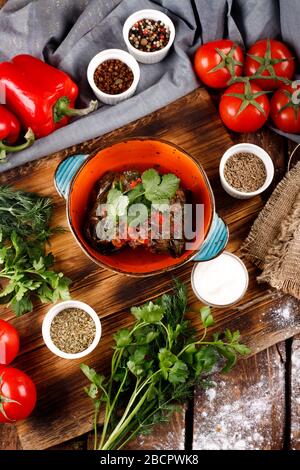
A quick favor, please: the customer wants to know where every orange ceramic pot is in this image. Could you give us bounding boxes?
[55,138,228,277]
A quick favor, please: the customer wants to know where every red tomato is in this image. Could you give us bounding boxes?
[245,39,295,90]
[219,81,270,133]
[194,39,244,89]
[270,84,300,133]
[0,319,20,365]
[0,367,37,422]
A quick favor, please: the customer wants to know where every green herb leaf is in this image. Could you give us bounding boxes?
[134,330,160,345]
[114,329,132,348]
[194,346,218,375]
[158,348,177,379]
[182,343,196,366]
[217,345,237,373]
[145,331,159,344]
[130,347,148,364]
[0,280,15,298]
[131,301,165,323]
[32,257,45,271]
[107,188,129,218]
[80,364,106,388]
[142,170,180,204]
[127,360,144,377]
[200,306,214,328]
[127,184,145,204]
[85,383,99,399]
[10,295,33,316]
[147,383,158,401]
[232,344,251,355]
[141,169,161,190]
[168,360,189,384]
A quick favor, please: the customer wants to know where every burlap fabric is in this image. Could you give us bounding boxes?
[241,161,300,299]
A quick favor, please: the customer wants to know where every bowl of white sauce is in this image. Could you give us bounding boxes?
[191,251,249,307]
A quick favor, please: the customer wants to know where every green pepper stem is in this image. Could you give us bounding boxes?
[54,96,98,123]
[0,128,35,162]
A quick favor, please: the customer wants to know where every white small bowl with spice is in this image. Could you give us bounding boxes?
[87,49,140,105]
[42,300,102,360]
[219,143,275,200]
[123,9,176,64]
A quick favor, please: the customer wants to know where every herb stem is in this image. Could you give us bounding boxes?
[178,340,235,359]
[101,384,150,450]
[116,395,174,450]
[98,347,124,448]
[100,370,161,450]
[158,321,172,348]
[99,368,128,449]
[93,402,100,450]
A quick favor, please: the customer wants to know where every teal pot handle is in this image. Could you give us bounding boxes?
[192,214,229,262]
[54,154,89,199]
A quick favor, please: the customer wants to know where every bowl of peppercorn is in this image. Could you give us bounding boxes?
[219,143,275,199]
[87,49,140,105]
[123,9,175,64]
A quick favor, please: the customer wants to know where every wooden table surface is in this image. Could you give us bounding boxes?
[0,85,299,450]
[0,0,299,444]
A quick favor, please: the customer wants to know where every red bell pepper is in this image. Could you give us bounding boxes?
[0,105,35,161]
[0,55,97,139]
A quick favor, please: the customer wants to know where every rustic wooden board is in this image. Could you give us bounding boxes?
[291,334,300,450]
[0,87,300,450]
[193,344,286,450]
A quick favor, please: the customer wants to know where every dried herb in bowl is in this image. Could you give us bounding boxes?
[50,308,96,354]
[224,152,267,192]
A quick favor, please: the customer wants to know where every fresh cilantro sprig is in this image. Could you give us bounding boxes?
[81,281,250,450]
[105,169,181,222]
[141,169,180,205]
[0,186,71,315]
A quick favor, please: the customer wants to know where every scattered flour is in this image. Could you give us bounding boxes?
[291,339,300,450]
[194,371,284,450]
[205,387,217,402]
[292,346,300,368]
[268,297,300,328]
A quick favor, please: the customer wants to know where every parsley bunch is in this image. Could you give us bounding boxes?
[0,186,71,315]
[81,281,250,450]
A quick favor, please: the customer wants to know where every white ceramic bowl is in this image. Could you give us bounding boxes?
[191,252,249,308]
[87,49,140,105]
[219,143,275,200]
[42,300,102,360]
[123,9,175,64]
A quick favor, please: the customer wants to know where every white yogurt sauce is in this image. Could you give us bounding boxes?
[192,252,248,306]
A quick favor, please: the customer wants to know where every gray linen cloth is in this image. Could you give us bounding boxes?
[0,0,299,171]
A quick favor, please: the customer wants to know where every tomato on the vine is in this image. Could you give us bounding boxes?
[219,81,270,133]
[0,319,20,365]
[194,39,244,89]
[270,83,300,134]
[0,367,36,422]
[245,39,295,90]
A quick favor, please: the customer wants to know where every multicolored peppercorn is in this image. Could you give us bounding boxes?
[129,18,170,52]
